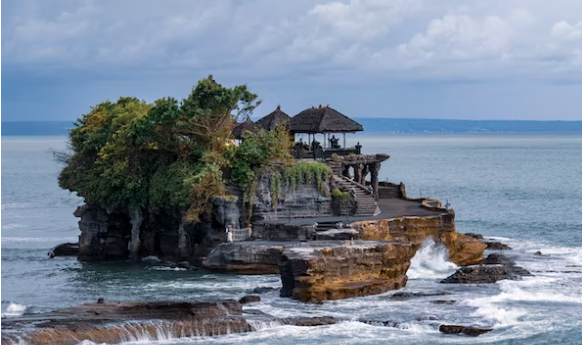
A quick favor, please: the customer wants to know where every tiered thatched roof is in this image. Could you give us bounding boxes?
[232,117,261,139]
[289,105,363,133]
[256,106,291,131]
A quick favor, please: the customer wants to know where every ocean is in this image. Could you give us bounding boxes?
[2,134,582,344]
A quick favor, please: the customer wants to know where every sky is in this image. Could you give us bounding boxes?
[2,0,582,121]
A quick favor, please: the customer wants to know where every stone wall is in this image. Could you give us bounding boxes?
[251,173,332,222]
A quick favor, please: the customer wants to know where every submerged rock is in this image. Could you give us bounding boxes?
[431,300,456,304]
[238,295,261,304]
[281,316,340,327]
[439,325,493,336]
[388,292,448,300]
[441,265,532,284]
[252,286,278,294]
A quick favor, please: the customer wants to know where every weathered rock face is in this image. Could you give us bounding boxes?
[252,173,332,222]
[203,242,284,274]
[350,212,486,266]
[75,205,131,261]
[279,241,419,303]
[74,173,334,263]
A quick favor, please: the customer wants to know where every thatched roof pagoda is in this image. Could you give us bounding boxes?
[256,106,291,131]
[289,105,363,134]
[232,117,261,140]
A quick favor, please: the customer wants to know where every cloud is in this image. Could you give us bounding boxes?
[551,20,582,41]
[2,0,582,80]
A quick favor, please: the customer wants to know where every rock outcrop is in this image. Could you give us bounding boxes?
[1,300,249,345]
[441,265,532,284]
[279,241,418,303]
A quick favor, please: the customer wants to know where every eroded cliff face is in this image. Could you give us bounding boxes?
[75,173,335,263]
[75,201,232,263]
[351,212,485,266]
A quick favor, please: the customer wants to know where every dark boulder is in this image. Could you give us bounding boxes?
[238,295,261,304]
[484,242,512,250]
[481,253,515,266]
[463,233,484,240]
[439,325,493,336]
[534,251,542,256]
[48,242,79,258]
[441,265,532,284]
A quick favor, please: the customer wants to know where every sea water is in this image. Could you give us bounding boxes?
[2,134,581,344]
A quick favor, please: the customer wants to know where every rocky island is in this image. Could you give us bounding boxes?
[5,76,529,344]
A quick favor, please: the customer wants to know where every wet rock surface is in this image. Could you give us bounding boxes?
[441,265,532,284]
[439,325,493,336]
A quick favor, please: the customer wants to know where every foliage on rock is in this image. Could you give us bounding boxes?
[58,77,265,223]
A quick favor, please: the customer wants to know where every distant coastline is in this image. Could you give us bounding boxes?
[2,118,582,136]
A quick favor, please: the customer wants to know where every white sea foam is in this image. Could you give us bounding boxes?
[2,303,27,318]
[407,239,457,279]
[148,266,187,271]
[141,255,162,263]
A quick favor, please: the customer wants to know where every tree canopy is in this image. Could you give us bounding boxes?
[58,76,293,223]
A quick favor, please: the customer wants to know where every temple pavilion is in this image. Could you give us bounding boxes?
[232,104,387,203]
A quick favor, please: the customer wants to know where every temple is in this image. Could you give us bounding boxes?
[233,104,387,205]
[70,98,485,305]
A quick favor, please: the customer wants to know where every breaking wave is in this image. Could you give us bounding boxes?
[1,303,28,318]
[407,239,457,279]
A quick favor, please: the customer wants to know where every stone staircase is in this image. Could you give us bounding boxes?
[326,159,343,175]
[333,175,380,217]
